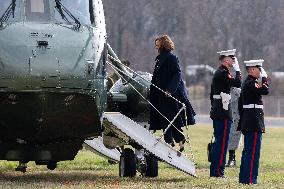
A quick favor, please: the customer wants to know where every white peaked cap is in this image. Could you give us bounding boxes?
[217,49,236,56]
[244,59,264,67]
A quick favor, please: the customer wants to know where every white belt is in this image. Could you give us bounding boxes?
[213,95,221,99]
[243,104,263,109]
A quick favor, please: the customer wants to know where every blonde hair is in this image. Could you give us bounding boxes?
[155,34,175,53]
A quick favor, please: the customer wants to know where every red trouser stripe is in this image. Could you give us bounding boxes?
[218,118,228,176]
[249,132,258,184]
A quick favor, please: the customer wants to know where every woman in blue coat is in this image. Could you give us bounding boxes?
[149,35,196,152]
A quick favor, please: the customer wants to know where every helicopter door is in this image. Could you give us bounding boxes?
[25,0,51,22]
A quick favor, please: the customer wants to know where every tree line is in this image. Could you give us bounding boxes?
[103,0,284,95]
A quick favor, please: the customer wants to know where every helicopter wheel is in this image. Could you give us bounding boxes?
[119,148,136,177]
[145,155,158,177]
[15,165,27,173]
[15,161,28,173]
[47,162,57,170]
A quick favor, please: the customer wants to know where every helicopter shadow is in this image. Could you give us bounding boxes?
[0,170,189,184]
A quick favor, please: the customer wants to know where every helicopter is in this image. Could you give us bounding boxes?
[0,0,196,177]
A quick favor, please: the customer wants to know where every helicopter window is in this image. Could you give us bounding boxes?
[25,0,51,22]
[30,0,44,13]
[0,0,21,22]
[54,0,92,25]
[0,1,13,15]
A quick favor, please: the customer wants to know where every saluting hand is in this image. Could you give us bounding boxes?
[260,67,268,78]
[232,57,241,72]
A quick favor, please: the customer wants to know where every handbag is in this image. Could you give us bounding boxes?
[207,135,214,162]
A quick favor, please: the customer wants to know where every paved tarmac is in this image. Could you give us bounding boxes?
[196,115,284,128]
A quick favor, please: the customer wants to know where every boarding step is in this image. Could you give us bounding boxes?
[84,137,121,162]
[102,112,196,177]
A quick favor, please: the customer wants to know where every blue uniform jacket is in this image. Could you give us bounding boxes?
[238,75,269,133]
[210,65,242,120]
[149,51,196,130]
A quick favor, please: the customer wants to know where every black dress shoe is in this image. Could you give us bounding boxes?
[226,150,237,167]
[210,175,227,179]
[226,159,236,167]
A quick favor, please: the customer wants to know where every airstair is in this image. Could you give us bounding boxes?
[84,137,120,162]
[102,112,196,177]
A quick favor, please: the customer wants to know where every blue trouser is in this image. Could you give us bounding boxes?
[239,132,262,184]
[210,119,232,177]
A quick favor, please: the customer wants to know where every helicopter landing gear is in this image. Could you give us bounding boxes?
[135,148,158,177]
[15,161,28,173]
[47,161,57,170]
[119,147,159,178]
[119,148,136,177]
[135,148,146,176]
[145,155,158,177]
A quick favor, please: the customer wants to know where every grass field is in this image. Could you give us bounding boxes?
[0,125,283,189]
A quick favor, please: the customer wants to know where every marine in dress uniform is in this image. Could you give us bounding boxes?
[209,49,242,177]
[238,59,269,185]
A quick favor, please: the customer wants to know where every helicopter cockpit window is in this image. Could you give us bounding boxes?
[55,0,92,25]
[0,0,14,16]
[0,0,21,22]
[25,0,51,22]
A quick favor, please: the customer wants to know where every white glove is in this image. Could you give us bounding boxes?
[232,57,241,72]
[260,67,268,78]
[220,92,231,110]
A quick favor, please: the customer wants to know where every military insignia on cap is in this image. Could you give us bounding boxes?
[244,59,264,67]
[217,49,236,56]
